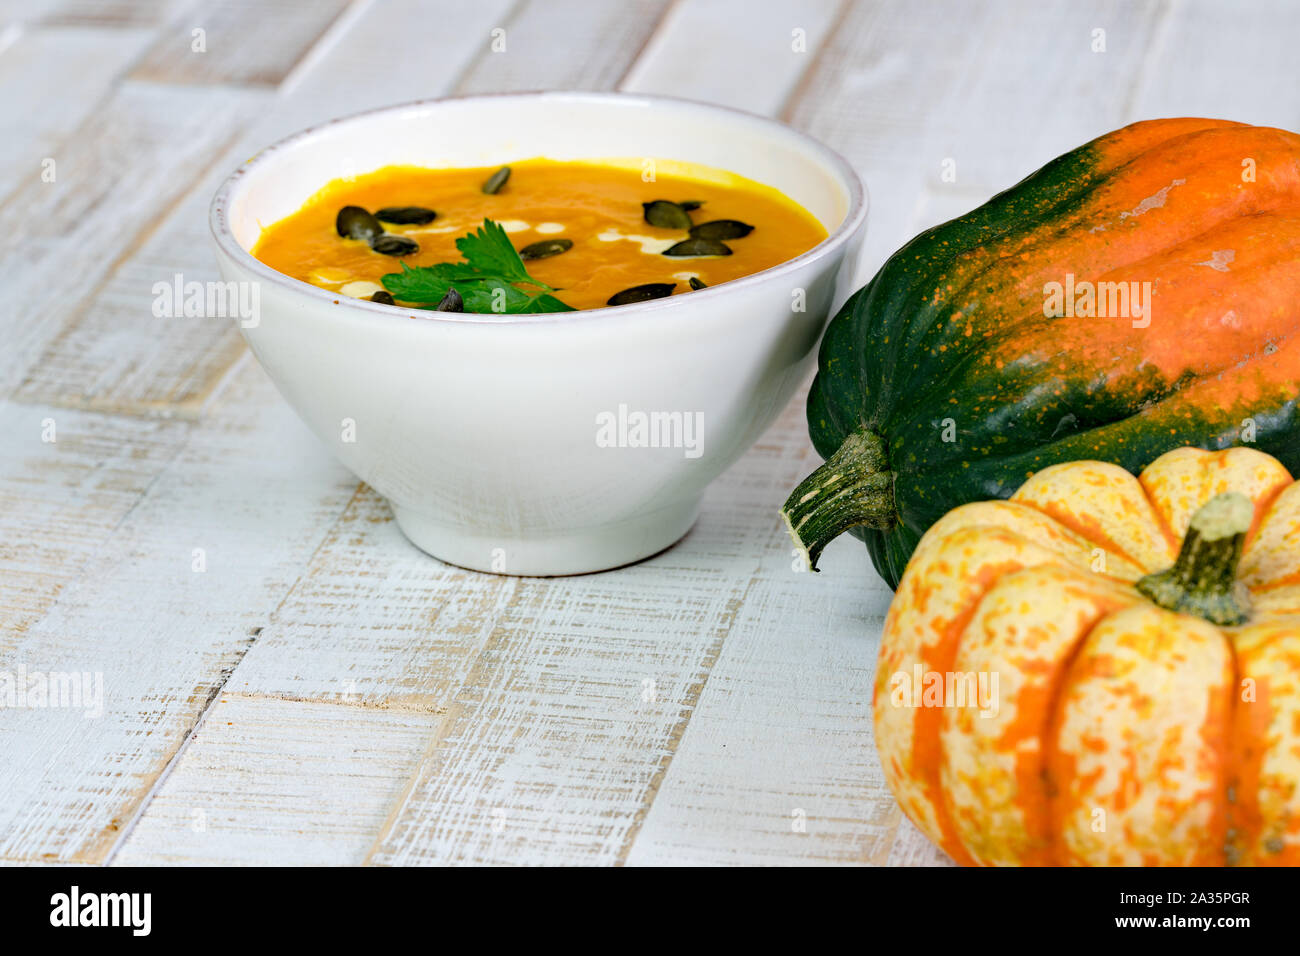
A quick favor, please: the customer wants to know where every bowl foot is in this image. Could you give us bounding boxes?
[389,498,701,576]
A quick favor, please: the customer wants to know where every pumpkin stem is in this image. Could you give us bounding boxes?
[780,427,896,571]
[1136,491,1253,626]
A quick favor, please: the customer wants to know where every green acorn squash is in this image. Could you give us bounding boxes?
[782,117,1300,588]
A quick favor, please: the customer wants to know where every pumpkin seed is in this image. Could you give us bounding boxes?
[482,166,511,194]
[662,237,731,257]
[434,288,464,312]
[689,219,753,240]
[642,200,693,230]
[688,276,707,290]
[370,290,396,305]
[519,238,573,260]
[606,283,675,306]
[375,206,437,225]
[336,205,382,241]
[370,234,420,257]
[679,200,704,211]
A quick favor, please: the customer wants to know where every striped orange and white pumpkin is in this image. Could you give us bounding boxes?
[875,446,1300,866]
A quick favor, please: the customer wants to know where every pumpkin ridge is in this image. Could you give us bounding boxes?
[875,526,1079,863]
[1048,605,1234,863]
[945,564,1134,865]
[1138,463,1185,556]
[1008,495,1150,573]
[1240,469,1294,547]
[1040,601,1124,866]
[1250,571,1300,593]
[1229,620,1300,863]
[1228,682,1269,864]
[1205,634,1238,865]
[918,557,1030,866]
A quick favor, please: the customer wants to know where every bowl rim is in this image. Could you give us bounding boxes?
[209,90,869,326]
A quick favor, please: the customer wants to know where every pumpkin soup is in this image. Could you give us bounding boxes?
[250,158,827,312]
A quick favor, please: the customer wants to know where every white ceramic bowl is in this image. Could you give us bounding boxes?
[210,92,867,575]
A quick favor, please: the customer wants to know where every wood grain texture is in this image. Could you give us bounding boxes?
[621,0,843,116]
[0,81,267,401]
[111,694,445,865]
[0,402,189,644]
[457,0,671,93]
[786,0,1165,284]
[1131,0,1300,126]
[225,484,518,710]
[19,0,189,28]
[0,360,357,862]
[13,0,517,418]
[0,26,155,206]
[366,427,807,865]
[620,401,897,865]
[4,0,1293,868]
[130,0,352,87]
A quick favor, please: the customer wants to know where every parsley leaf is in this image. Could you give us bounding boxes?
[455,220,534,284]
[381,218,575,314]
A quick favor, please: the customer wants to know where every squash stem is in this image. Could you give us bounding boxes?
[781,427,896,571]
[1136,491,1253,626]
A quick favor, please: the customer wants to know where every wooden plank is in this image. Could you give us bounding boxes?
[12,0,516,418]
[364,462,792,865]
[785,0,1165,284]
[619,398,898,864]
[456,0,670,94]
[0,402,189,644]
[0,81,267,400]
[129,0,352,87]
[0,359,359,862]
[1132,0,1300,127]
[110,695,444,866]
[621,0,843,116]
[218,441,790,863]
[583,365,862,839]
[24,0,189,28]
[0,25,157,209]
[224,485,517,710]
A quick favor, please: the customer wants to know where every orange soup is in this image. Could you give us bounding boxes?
[251,158,827,312]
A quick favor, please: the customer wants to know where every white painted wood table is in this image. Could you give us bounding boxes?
[1,0,1296,866]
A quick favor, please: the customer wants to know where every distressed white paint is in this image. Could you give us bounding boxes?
[621,0,844,116]
[0,26,155,206]
[0,82,268,399]
[111,695,445,866]
[0,0,1290,867]
[0,360,358,862]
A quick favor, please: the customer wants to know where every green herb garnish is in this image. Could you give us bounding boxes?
[381,219,575,314]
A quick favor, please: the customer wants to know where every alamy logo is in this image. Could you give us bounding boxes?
[888,664,999,718]
[50,886,151,936]
[0,664,102,718]
[595,404,703,459]
[152,273,260,328]
[1043,273,1152,328]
